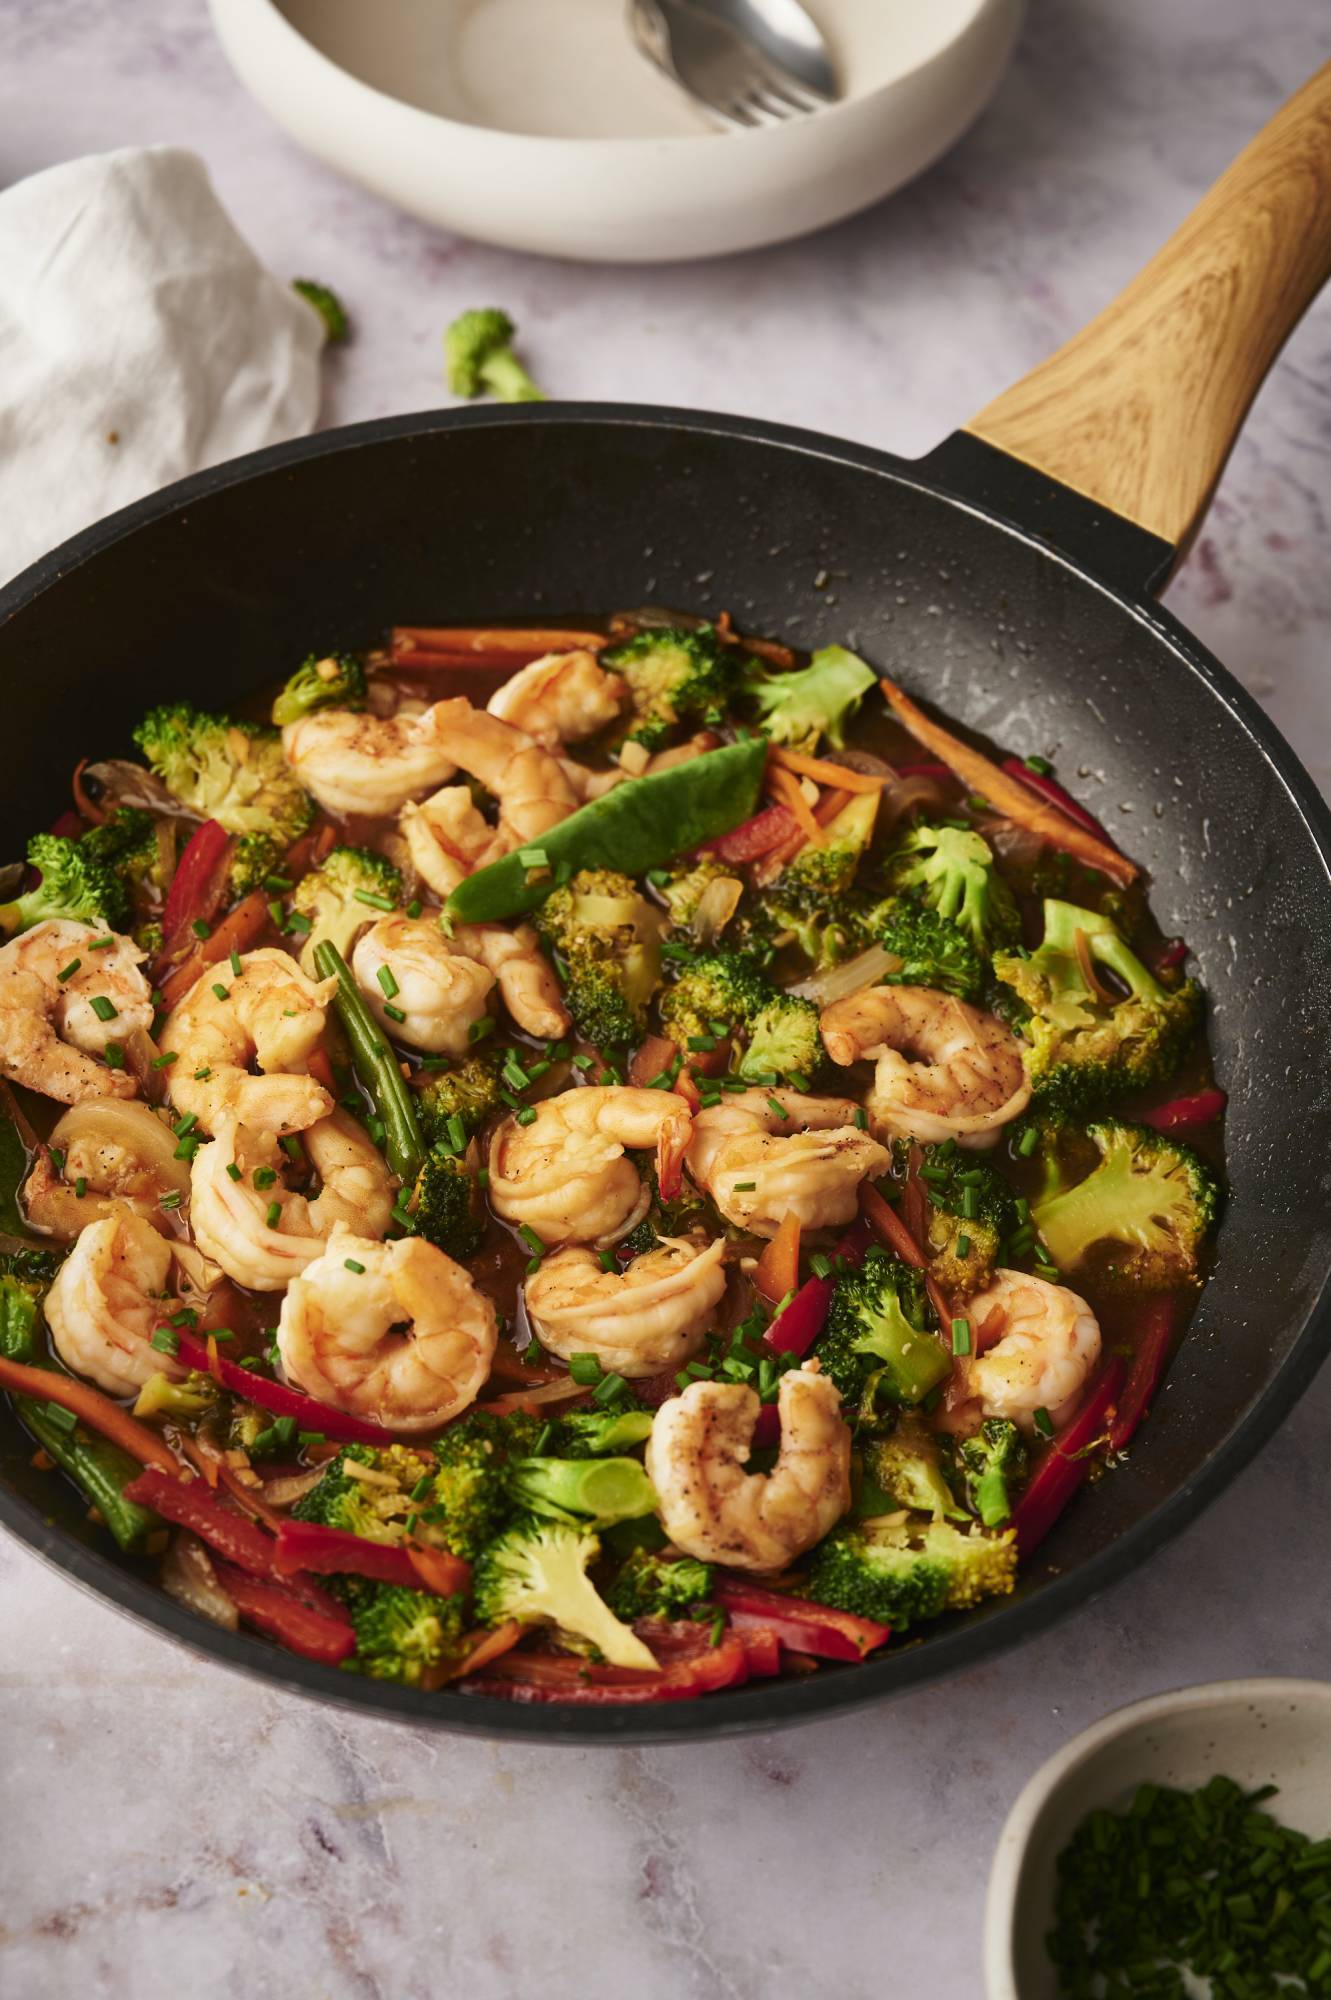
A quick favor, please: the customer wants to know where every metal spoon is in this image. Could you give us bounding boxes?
[629,0,839,130]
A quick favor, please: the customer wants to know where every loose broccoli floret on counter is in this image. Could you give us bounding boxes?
[767,792,879,908]
[736,990,823,1085]
[956,1418,1027,1529]
[287,844,402,976]
[412,1049,505,1148]
[605,1550,715,1621]
[342,1578,468,1686]
[993,901,1201,1116]
[912,1142,1019,1300]
[445,307,543,403]
[292,278,350,345]
[133,703,314,847]
[657,949,771,1047]
[405,1150,485,1262]
[1031,1120,1218,1288]
[547,1409,654,1458]
[508,1455,657,1528]
[472,1517,656,1668]
[293,1441,439,1544]
[866,901,984,1003]
[657,859,744,948]
[0,831,129,936]
[862,1427,967,1523]
[816,1248,949,1421]
[601,624,739,750]
[534,867,662,1049]
[429,1412,543,1558]
[808,1517,1018,1631]
[742,645,878,754]
[883,823,1020,956]
[271,651,366,726]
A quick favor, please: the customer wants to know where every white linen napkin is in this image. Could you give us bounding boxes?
[0,145,324,589]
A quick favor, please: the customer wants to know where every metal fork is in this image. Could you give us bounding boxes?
[629,0,838,131]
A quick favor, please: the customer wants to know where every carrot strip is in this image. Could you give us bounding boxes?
[860,1184,925,1270]
[305,1046,337,1096]
[0,1357,181,1474]
[628,1035,678,1089]
[877,673,1138,887]
[442,1619,525,1684]
[767,764,823,847]
[714,612,796,669]
[770,747,890,794]
[392,626,606,658]
[158,891,271,1011]
[752,786,851,885]
[407,1545,473,1597]
[755,1212,801,1307]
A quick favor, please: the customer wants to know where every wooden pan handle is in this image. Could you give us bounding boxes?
[965,62,1331,560]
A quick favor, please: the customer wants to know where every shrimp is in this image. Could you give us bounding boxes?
[281,705,458,817]
[486,650,626,747]
[645,1362,852,1571]
[159,948,335,1136]
[44,1207,182,1396]
[489,1084,692,1248]
[820,985,1031,1149]
[277,1222,497,1431]
[0,920,153,1105]
[685,1088,890,1237]
[430,699,581,857]
[352,914,568,1052]
[399,784,492,900]
[959,1269,1101,1433]
[190,1112,396,1292]
[525,1236,727,1378]
[22,1100,191,1240]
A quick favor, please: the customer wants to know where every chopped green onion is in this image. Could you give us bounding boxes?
[225,1162,242,1183]
[89,994,118,1022]
[151,1050,178,1069]
[344,1258,366,1274]
[956,1233,971,1258]
[383,1002,406,1024]
[211,983,230,1003]
[406,899,422,920]
[253,1167,277,1190]
[809,1253,832,1280]
[56,958,81,983]
[266,1200,282,1228]
[191,918,211,941]
[515,1105,538,1127]
[951,1318,971,1356]
[89,935,116,951]
[159,1190,183,1211]
[1017,1126,1039,1158]
[1024,754,1053,776]
[74,1175,87,1199]
[468,1017,495,1043]
[354,889,396,911]
[151,1327,179,1357]
[732,1180,757,1191]
[103,1042,125,1070]
[767,1097,790,1121]
[567,1353,601,1387]
[1033,1406,1054,1438]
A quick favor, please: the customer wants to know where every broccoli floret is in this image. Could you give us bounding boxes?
[957,1418,1027,1529]
[993,901,1201,1115]
[271,652,366,727]
[739,888,862,971]
[883,823,1021,956]
[412,1050,505,1148]
[406,1150,485,1262]
[912,1143,1019,1299]
[287,845,402,976]
[0,1248,58,1295]
[292,278,350,345]
[0,831,130,935]
[871,901,984,1002]
[601,625,739,750]
[342,1579,468,1686]
[133,703,314,847]
[81,807,170,908]
[808,1517,1018,1631]
[768,793,879,909]
[736,990,822,1085]
[132,1370,222,1424]
[657,859,743,947]
[605,1550,715,1621]
[534,868,662,1048]
[742,645,877,754]
[472,1517,656,1668]
[1031,1119,1218,1288]
[444,307,543,403]
[429,1412,543,1558]
[226,831,282,900]
[617,1170,714,1258]
[817,1248,950,1420]
[508,1455,657,1528]
[658,949,771,1046]
[547,1409,654,1458]
[293,1441,438,1543]
[863,1428,967,1522]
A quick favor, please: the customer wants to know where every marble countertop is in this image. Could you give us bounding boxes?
[4,2,1331,1994]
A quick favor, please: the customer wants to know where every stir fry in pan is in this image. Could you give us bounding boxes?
[0,613,1222,1702]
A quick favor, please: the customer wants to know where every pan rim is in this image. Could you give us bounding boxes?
[3,400,1330,1743]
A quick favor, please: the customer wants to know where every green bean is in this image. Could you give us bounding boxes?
[15,1397,160,1553]
[313,940,425,1182]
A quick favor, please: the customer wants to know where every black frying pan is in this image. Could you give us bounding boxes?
[3,72,1331,1743]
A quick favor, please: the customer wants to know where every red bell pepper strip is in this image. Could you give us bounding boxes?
[158,818,231,962]
[1011,1357,1127,1557]
[754,1211,802,1307]
[274,1520,470,1595]
[173,1328,401,1446]
[734,1624,783,1677]
[1000,758,1114,844]
[704,803,799,865]
[1155,938,1190,970]
[750,1404,781,1448]
[894,761,954,782]
[124,1465,285,1579]
[712,1579,889,1661]
[1107,1299,1181,1455]
[764,1217,871,1357]
[211,1559,355,1666]
[470,1632,750,1704]
[1138,1087,1227,1135]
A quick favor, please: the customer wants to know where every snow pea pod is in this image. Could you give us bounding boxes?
[446,736,769,924]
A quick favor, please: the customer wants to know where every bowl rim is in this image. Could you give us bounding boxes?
[4,402,1331,1743]
[211,0,1009,154]
[982,1676,1331,1998]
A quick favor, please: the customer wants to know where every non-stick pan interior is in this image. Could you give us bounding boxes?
[3,407,1329,1738]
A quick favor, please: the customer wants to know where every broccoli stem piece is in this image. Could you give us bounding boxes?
[509,1455,658,1528]
[292,279,350,344]
[313,940,425,1181]
[444,308,544,403]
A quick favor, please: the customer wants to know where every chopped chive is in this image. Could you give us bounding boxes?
[299,1431,326,1448]
[468,1017,495,1044]
[56,958,81,983]
[172,1113,198,1138]
[267,899,284,927]
[344,1257,366,1274]
[956,1233,971,1258]
[159,1190,183,1211]
[169,1308,199,1329]
[194,1066,212,1081]
[732,1180,757,1192]
[598,1250,616,1272]
[1024,754,1053,776]
[74,1175,87,1199]
[376,965,400,1000]
[191,918,211,940]
[518,1224,544,1257]
[515,1105,538,1127]
[567,1353,601,1387]
[354,889,396,911]
[962,1186,979,1219]
[1033,1406,1054,1438]
[281,1136,303,1162]
[1017,1126,1039,1158]
[253,1166,277,1190]
[786,1070,811,1092]
[286,910,312,936]
[571,1052,594,1071]
[211,983,230,1002]
[173,1136,199,1162]
[767,1096,790,1121]
[89,935,116,951]
[225,1162,242,1183]
[445,1114,466,1155]
[103,1042,125,1070]
[809,1252,832,1279]
[406,898,422,920]
[150,1325,180,1356]
[687,1035,717,1053]
[383,1002,406,1023]
[592,1372,627,1407]
[951,1318,971,1356]
[89,994,117,1022]
[151,1050,178,1069]
[226,949,242,978]
[264,874,293,892]
[265,1200,282,1228]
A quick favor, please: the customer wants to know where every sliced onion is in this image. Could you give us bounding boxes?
[161,1529,239,1632]
[822,748,893,778]
[49,1100,192,1199]
[879,774,951,830]
[260,1467,325,1508]
[693,875,743,945]
[789,944,902,1008]
[79,759,201,822]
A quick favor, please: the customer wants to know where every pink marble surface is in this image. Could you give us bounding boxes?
[1,3,1330,1995]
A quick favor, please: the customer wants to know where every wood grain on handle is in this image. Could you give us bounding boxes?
[966,62,1331,558]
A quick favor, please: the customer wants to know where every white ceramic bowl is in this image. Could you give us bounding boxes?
[208,0,1024,262]
[984,1678,1331,1999]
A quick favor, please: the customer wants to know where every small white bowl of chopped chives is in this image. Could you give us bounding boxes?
[984,1679,1331,1999]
